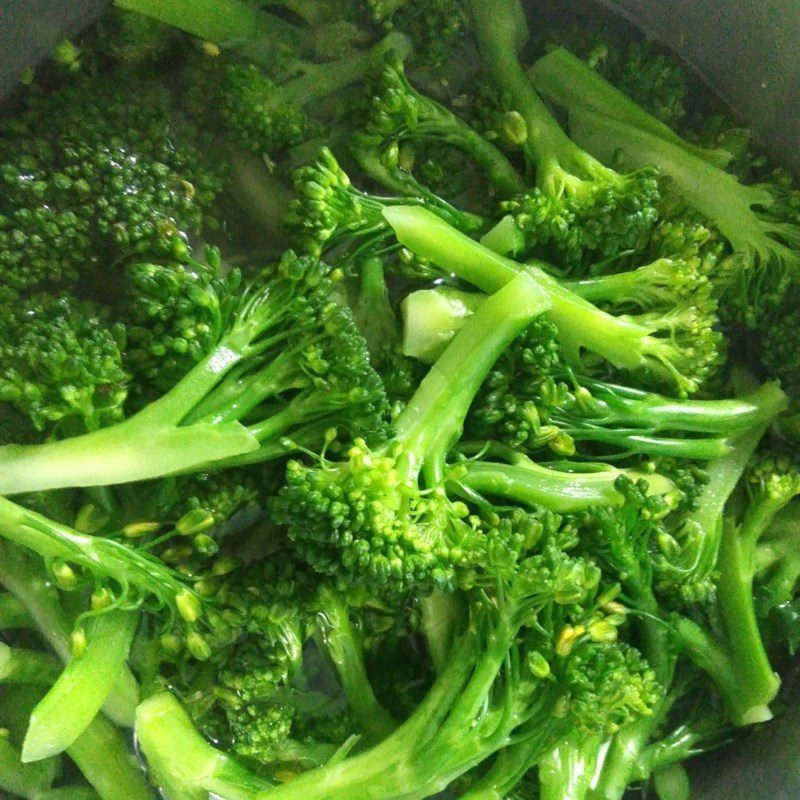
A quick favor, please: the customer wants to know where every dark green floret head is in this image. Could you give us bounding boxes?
[0,293,128,435]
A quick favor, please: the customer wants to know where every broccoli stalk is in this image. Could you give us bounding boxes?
[0,731,60,800]
[385,205,722,396]
[1,684,156,800]
[316,586,397,742]
[276,273,551,595]
[401,285,769,460]
[0,644,61,686]
[136,692,270,800]
[0,504,208,662]
[675,453,800,726]
[0,594,34,631]
[468,0,660,270]
[0,254,386,494]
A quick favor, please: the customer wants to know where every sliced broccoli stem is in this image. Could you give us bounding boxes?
[384,205,658,369]
[419,590,465,674]
[527,48,732,167]
[452,459,675,513]
[0,732,59,800]
[0,593,34,630]
[394,273,551,482]
[0,545,139,728]
[537,732,604,800]
[356,257,401,361]
[66,714,157,800]
[0,643,61,686]
[136,693,269,800]
[22,610,138,762]
[317,587,396,742]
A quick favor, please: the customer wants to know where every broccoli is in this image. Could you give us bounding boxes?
[116,248,240,401]
[0,293,128,437]
[0,252,387,495]
[385,205,724,396]
[401,292,766,461]
[470,0,660,273]
[0,73,219,297]
[274,273,551,595]
[120,0,411,158]
[529,48,800,326]
[284,147,484,262]
[138,511,660,800]
[353,56,524,198]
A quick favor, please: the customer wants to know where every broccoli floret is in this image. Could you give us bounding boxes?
[0,293,128,437]
[275,274,550,596]
[0,74,220,297]
[353,56,524,198]
[386,205,725,397]
[531,49,800,326]
[760,287,800,398]
[470,1,660,273]
[116,248,239,401]
[138,513,658,800]
[0,252,388,495]
[284,147,483,262]
[368,0,471,73]
[123,0,410,157]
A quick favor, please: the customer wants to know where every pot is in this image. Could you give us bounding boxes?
[1,2,798,798]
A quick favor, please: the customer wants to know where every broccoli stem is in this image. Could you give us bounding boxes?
[317,587,396,742]
[0,643,61,686]
[35,788,101,800]
[0,731,59,800]
[467,0,584,175]
[459,726,573,800]
[527,48,732,167]
[136,693,271,800]
[22,610,138,762]
[355,257,401,362]
[0,545,140,728]
[0,593,34,630]
[419,590,466,675]
[394,273,551,483]
[453,459,675,513]
[66,714,157,800]
[712,511,782,724]
[383,205,661,369]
